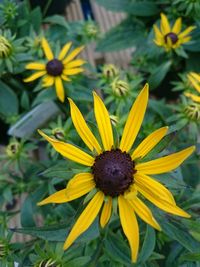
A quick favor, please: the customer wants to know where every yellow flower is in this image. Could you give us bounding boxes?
[153,13,195,51]
[38,84,195,263]
[24,37,85,102]
[186,72,200,103]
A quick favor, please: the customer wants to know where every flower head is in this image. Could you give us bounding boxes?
[153,13,195,51]
[24,38,85,102]
[38,84,195,263]
[185,72,200,103]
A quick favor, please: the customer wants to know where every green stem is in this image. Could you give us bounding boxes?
[43,0,53,17]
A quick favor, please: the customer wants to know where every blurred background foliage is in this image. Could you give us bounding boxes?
[0,0,199,266]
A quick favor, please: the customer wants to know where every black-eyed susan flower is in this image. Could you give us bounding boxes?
[24,37,85,102]
[38,84,195,263]
[153,13,195,51]
[186,72,200,103]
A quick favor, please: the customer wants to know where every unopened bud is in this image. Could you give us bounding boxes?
[52,128,65,140]
[111,78,129,96]
[0,35,12,58]
[184,103,200,121]
[102,64,119,80]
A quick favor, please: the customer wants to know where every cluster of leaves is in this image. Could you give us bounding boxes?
[0,0,199,266]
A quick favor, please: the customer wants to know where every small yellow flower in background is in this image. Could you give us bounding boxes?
[24,37,85,102]
[186,72,200,103]
[38,84,195,263]
[153,13,195,51]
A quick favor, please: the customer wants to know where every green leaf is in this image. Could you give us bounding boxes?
[44,15,69,29]
[0,80,18,117]
[148,61,172,90]
[32,88,56,106]
[138,225,156,263]
[180,252,200,262]
[65,256,91,267]
[159,219,199,253]
[104,231,131,265]
[96,18,144,52]
[96,0,160,16]
[21,185,46,227]
[13,218,99,243]
[95,0,130,11]
[127,2,160,16]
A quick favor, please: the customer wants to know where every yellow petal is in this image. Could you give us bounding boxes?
[129,197,161,231]
[65,59,85,69]
[68,98,102,154]
[61,74,71,82]
[41,37,54,60]
[119,84,149,153]
[190,72,200,84]
[118,195,139,263]
[100,197,112,228]
[25,62,46,70]
[188,73,200,93]
[38,130,94,166]
[65,173,95,200]
[63,46,84,64]
[153,24,163,40]
[24,71,46,82]
[55,76,65,102]
[132,127,168,160]
[136,146,195,174]
[93,91,114,151]
[184,92,200,103]
[160,13,171,34]
[134,172,176,205]
[172,18,182,34]
[37,189,68,206]
[42,75,54,87]
[37,174,94,206]
[178,26,196,38]
[67,172,94,189]
[58,42,72,60]
[63,68,84,76]
[180,36,191,44]
[63,191,104,250]
[135,184,191,218]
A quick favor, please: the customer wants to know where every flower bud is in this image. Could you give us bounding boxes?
[111,78,129,96]
[110,115,118,126]
[184,103,200,121]
[102,64,119,80]
[6,141,20,158]
[52,128,65,140]
[0,35,12,58]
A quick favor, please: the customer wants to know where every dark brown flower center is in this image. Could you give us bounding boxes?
[92,149,136,197]
[46,58,63,76]
[164,32,178,44]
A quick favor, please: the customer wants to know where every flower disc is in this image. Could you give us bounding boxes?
[92,149,135,197]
